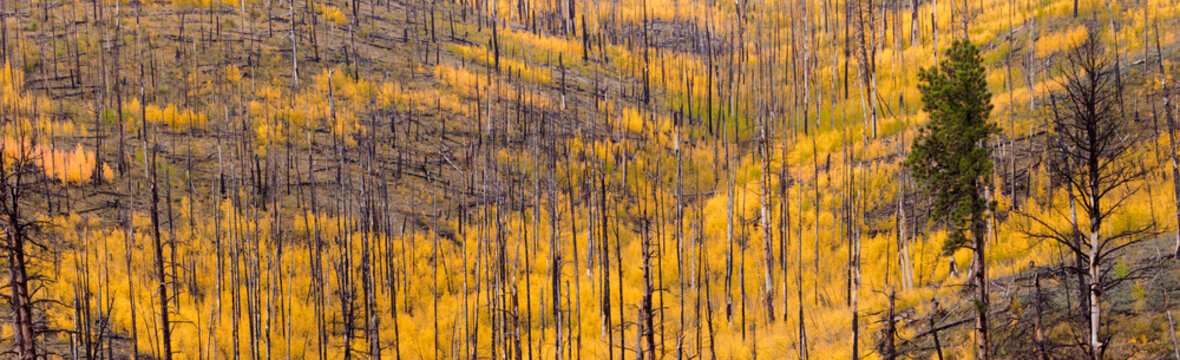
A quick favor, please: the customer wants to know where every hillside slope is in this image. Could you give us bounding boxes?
[0,0,1178,358]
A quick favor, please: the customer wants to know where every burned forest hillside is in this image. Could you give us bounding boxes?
[2,0,1180,358]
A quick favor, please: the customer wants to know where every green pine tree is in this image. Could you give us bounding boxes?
[903,38,997,360]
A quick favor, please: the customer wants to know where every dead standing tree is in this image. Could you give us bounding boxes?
[0,140,52,360]
[1023,30,1157,360]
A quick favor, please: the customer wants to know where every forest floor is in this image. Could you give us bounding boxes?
[893,231,1180,359]
[10,235,1179,358]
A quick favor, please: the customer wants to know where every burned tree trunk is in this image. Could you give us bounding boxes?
[0,143,39,360]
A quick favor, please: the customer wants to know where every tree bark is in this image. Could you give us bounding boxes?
[973,214,989,360]
[1154,23,1180,259]
[1,150,37,360]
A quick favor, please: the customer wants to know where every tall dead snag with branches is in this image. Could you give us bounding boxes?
[0,141,45,360]
[1153,22,1180,259]
[1025,30,1156,360]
